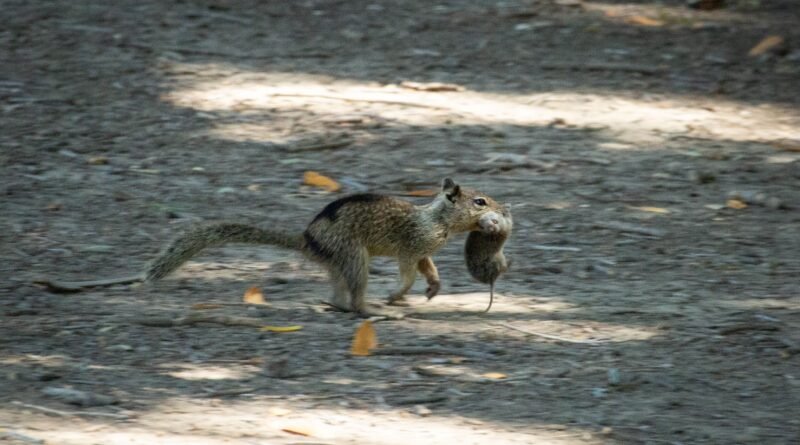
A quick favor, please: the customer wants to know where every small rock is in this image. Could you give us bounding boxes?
[413,405,432,417]
[607,368,621,386]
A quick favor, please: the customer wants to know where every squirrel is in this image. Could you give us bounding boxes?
[43,178,508,318]
[465,205,512,313]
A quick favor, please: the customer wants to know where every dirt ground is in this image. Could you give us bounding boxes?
[2,0,800,444]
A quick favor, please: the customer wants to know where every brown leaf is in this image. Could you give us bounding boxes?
[243,286,267,305]
[626,16,664,27]
[726,199,748,210]
[351,320,378,356]
[87,156,109,165]
[303,171,341,192]
[281,426,314,437]
[748,35,785,57]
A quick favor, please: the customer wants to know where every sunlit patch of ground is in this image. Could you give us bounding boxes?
[402,293,661,343]
[159,363,259,381]
[2,399,604,445]
[162,66,800,146]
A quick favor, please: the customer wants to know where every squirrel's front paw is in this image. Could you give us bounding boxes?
[425,281,441,300]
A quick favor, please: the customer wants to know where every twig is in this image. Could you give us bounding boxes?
[11,401,130,420]
[373,347,495,359]
[591,221,666,237]
[529,244,582,252]
[717,323,780,335]
[391,393,449,405]
[35,274,144,293]
[498,323,604,345]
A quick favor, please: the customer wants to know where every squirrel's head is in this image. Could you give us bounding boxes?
[438,178,508,234]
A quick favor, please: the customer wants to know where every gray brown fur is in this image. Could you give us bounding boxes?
[465,206,512,312]
[145,224,302,281]
[143,178,505,316]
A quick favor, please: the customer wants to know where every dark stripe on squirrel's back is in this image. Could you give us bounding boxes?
[303,231,333,259]
[311,193,386,223]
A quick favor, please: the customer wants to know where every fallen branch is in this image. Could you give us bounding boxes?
[11,401,131,420]
[498,323,604,345]
[35,274,144,293]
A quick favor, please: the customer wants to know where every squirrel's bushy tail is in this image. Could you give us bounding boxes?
[145,223,303,281]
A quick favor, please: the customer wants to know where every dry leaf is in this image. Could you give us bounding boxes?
[87,156,109,165]
[351,320,378,356]
[191,303,223,310]
[626,16,664,27]
[631,206,670,214]
[281,426,314,437]
[243,286,267,305]
[303,171,341,192]
[404,189,438,197]
[748,35,784,57]
[482,372,508,379]
[260,325,303,333]
[726,199,748,210]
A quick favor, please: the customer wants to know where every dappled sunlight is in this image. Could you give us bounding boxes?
[159,363,258,381]
[406,292,661,343]
[583,1,751,28]
[0,354,69,367]
[3,398,603,445]
[162,65,799,146]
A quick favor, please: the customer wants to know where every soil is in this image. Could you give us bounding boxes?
[2,0,799,444]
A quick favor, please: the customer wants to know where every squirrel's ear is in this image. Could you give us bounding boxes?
[442,178,461,202]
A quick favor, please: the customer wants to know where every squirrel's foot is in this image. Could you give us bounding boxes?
[360,303,405,320]
[425,281,441,300]
[386,295,411,307]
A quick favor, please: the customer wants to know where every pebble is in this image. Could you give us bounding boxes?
[413,405,432,417]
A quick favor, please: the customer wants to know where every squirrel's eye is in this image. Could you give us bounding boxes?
[473,198,487,206]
